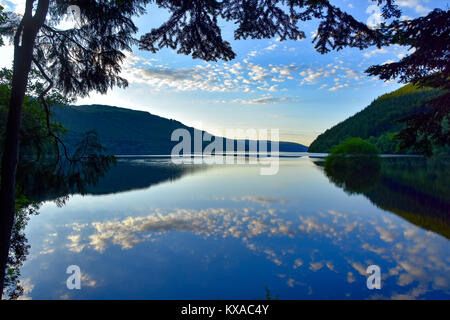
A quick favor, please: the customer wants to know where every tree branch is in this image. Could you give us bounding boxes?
[31,57,74,163]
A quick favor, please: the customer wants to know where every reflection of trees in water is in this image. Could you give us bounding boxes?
[324,156,381,194]
[3,197,38,299]
[3,156,114,299]
[17,155,115,203]
[23,159,205,203]
[82,159,204,196]
[319,157,450,239]
[3,157,202,299]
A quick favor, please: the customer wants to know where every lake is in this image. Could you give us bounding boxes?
[9,155,450,299]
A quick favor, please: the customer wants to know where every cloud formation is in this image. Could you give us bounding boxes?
[229,96,299,105]
[397,0,431,15]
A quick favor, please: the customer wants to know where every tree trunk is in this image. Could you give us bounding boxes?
[0,0,49,299]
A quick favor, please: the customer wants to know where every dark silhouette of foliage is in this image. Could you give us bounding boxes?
[141,0,236,61]
[367,9,449,90]
[365,9,450,155]
[0,68,70,160]
[0,1,150,295]
[140,0,403,60]
[0,65,115,298]
[34,0,152,98]
[394,93,450,156]
[2,194,38,300]
[263,285,279,300]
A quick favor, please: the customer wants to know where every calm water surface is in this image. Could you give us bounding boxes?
[16,156,450,299]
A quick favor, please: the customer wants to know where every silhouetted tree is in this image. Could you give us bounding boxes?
[0,0,149,297]
[366,9,449,155]
[0,65,115,299]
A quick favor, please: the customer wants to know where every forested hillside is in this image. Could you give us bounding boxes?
[51,104,308,155]
[308,85,445,154]
[51,104,190,155]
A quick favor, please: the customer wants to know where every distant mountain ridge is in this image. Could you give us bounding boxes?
[308,84,445,154]
[51,104,308,155]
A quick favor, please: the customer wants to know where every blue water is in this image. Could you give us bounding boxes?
[16,156,450,299]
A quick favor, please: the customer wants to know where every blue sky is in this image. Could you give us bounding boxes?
[1,0,448,145]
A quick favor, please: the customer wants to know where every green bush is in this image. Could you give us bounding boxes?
[328,137,379,156]
[324,138,381,194]
[325,138,380,177]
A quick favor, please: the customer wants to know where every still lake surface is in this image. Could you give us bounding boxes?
[16,155,450,299]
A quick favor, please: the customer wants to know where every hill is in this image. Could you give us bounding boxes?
[308,84,444,153]
[51,104,308,155]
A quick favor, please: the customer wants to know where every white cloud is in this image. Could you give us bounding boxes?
[300,68,326,85]
[230,96,299,105]
[309,262,324,272]
[363,48,388,58]
[397,0,431,15]
[256,84,278,92]
[67,234,86,253]
[0,44,14,69]
[293,258,303,269]
[328,83,349,91]
[347,272,356,283]
[366,4,383,29]
[17,278,34,300]
[247,63,269,81]
[2,0,26,14]
[81,273,98,288]
[265,43,278,51]
[287,278,295,287]
[375,226,398,242]
[382,59,396,65]
[228,62,244,75]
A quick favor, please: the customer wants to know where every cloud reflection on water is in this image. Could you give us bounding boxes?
[59,202,450,299]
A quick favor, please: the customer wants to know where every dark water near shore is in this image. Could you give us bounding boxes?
[13,155,450,299]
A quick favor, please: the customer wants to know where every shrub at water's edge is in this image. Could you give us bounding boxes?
[325,138,380,167]
[327,137,379,156]
[324,138,381,194]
